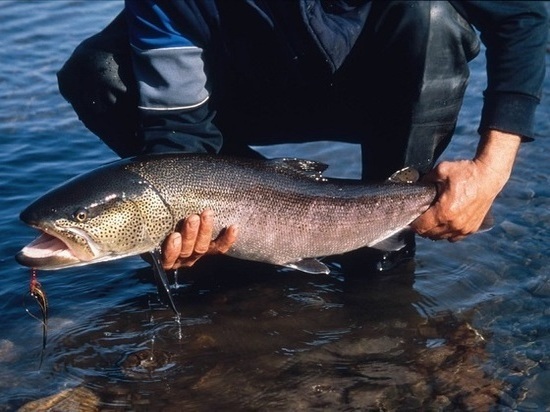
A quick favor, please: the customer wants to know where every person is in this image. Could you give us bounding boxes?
[57,1,548,272]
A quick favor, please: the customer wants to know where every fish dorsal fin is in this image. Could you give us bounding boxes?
[272,158,329,182]
[387,167,420,184]
[284,258,330,274]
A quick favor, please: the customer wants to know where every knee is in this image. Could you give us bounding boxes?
[428,2,480,61]
[57,12,136,116]
[371,1,479,62]
[56,13,142,157]
[58,46,119,115]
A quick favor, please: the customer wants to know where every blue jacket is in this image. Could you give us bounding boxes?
[125,0,548,155]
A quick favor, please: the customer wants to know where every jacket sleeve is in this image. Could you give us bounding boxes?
[453,1,548,141]
[125,0,222,154]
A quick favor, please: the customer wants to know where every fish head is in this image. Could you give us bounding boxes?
[16,162,173,270]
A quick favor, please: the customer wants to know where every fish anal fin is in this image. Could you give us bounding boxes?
[284,258,330,274]
[369,229,412,252]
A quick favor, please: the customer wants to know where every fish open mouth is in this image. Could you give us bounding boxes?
[16,231,83,270]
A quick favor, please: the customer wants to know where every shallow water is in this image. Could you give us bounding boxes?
[0,1,549,410]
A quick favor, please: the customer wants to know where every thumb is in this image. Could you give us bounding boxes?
[162,232,182,270]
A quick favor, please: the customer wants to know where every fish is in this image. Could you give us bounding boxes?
[16,153,437,275]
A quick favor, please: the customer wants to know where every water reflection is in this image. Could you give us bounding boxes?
[16,257,506,411]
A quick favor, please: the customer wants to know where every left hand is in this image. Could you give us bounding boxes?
[161,209,238,270]
[411,130,521,242]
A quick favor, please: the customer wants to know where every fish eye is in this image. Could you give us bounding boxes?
[73,208,88,222]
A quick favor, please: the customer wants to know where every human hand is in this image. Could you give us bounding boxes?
[411,130,521,242]
[161,209,238,270]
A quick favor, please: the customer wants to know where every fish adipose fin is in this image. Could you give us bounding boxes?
[387,167,420,184]
[284,258,330,274]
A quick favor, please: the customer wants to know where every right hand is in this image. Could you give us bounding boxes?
[161,209,238,270]
[412,129,520,242]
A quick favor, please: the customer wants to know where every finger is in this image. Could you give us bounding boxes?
[424,223,472,241]
[448,234,468,243]
[180,223,238,268]
[420,162,449,185]
[411,208,440,237]
[420,218,459,239]
[179,214,201,258]
[193,209,214,255]
[162,232,182,270]
[212,225,238,254]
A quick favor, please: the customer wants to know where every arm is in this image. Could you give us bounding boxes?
[454,1,548,140]
[412,2,547,241]
[126,1,236,269]
[125,0,223,154]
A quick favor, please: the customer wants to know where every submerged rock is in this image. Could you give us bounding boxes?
[17,386,100,412]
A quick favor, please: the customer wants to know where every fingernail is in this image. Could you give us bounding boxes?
[188,215,199,228]
[171,232,181,247]
[172,237,180,248]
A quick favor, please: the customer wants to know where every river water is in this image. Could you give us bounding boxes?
[0,1,548,411]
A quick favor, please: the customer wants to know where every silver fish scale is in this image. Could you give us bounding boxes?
[127,155,436,266]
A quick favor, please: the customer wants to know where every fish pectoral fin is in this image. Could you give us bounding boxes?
[369,229,412,252]
[149,249,180,317]
[284,258,330,274]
